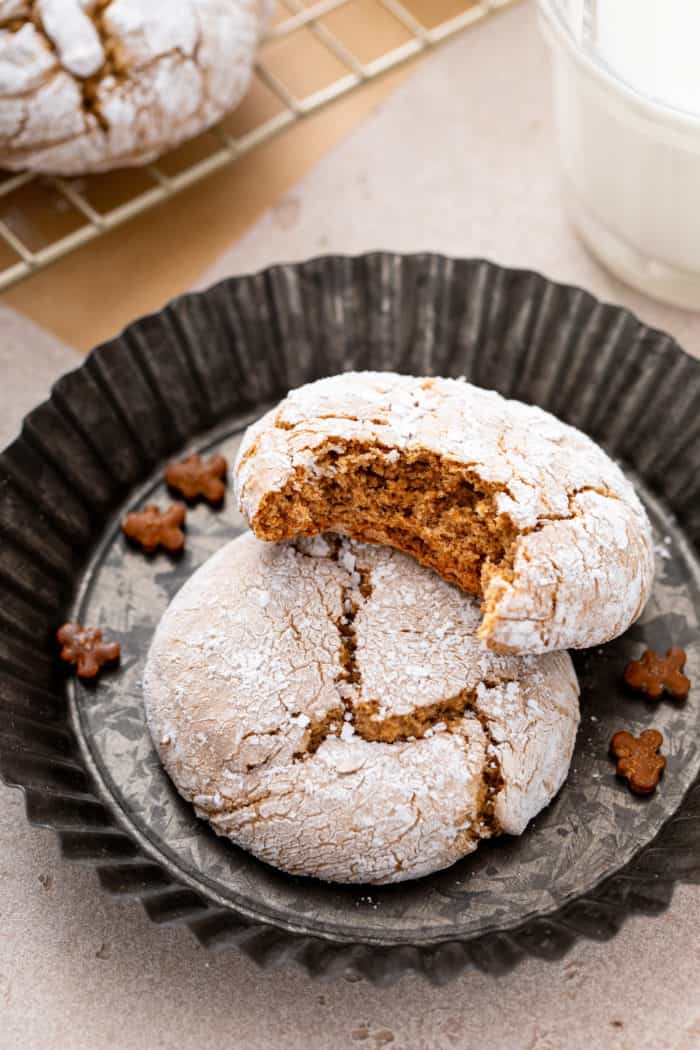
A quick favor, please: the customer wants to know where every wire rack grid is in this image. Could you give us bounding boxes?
[0,0,517,292]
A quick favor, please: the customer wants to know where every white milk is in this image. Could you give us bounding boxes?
[539,0,700,309]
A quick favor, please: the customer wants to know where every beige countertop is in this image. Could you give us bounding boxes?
[1,3,699,1049]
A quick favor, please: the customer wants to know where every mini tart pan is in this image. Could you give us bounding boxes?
[0,253,699,984]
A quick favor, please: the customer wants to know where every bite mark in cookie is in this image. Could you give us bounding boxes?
[234,372,655,655]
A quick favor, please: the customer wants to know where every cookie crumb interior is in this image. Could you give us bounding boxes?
[253,442,517,596]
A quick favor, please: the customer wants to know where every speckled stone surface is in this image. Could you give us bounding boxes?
[1,2,700,1045]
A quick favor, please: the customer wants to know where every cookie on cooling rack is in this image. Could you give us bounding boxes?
[234,371,655,655]
[144,532,580,885]
[0,0,270,174]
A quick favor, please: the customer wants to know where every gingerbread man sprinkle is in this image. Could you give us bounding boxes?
[57,623,121,681]
[610,729,666,795]
[165,453,228,504]
[122,503,186,554]
[623,647,690,701]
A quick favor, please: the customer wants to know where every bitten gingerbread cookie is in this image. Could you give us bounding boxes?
[144,532,580,884]
[234,372,655,655]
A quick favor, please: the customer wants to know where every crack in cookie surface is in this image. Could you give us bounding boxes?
[293,536,502,752]
[286,538,508,843]
[292,537,473,744]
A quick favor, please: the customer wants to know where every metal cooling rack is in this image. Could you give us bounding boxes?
[0,0,516,292]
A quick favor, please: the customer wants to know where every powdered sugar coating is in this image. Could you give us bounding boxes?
[144,532,580,884]
[234,371,655,655]
[0,0,267,174]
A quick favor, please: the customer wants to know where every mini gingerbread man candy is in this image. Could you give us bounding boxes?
[165,453,228,504]
[122,503,186,554]
[623,647,690,701]
[610,729,666,795]
[57,623,121,681]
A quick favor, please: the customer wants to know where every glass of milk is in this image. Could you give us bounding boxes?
[539,0,700,309]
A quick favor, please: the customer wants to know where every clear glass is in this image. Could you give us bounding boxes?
[539,0,700,310]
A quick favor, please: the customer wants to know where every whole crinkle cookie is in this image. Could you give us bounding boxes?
[0,0,270,174]
[144,532,580,885]
[234,372,655,655]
